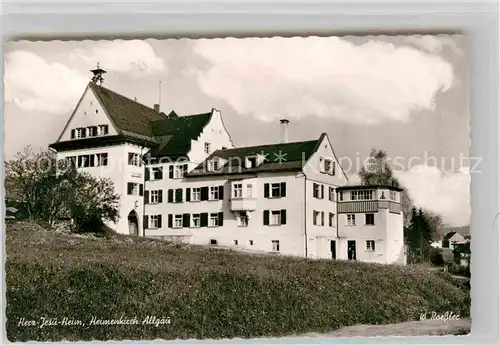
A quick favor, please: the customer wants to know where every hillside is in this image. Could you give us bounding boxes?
[6,221,470,341]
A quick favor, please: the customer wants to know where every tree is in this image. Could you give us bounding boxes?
[359,149,413,226]
[404,207,434,263]
[5,146,119,232]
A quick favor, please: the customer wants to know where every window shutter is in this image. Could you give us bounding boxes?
[321,212,324,226]
[313,183,317,198]
[281,209,287,225]
[128,152,134,165]
[329,213,333,227]
[263,210,269,225]
[139,184,144,196]
[175,188,183,203]
[71,129,76,139]
[201,213,208,227]
[144,191,149,204]
[183,164,188,174]
[158,167,163,180]
[168,189,174,203]
[321,185,324,199]
[158,215,162,228]
[332,162,336,176]
[127,182,133,195]
[313,211,317,226]
[201,187,209,201]
[186,188,191,202]
[264,183,270,198]
[280,182,286,197]
[158,190,163,203]
[218,186,224,200]
[218,212,224,226]
[169,165,174,178]
[104,125,109,135]
[143,215,148,229]
[168,214,173,228]
[145,168,150,181]
[183,213,190,227]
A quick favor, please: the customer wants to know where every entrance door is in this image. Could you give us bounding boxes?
[330,240,336,259]
[347,240,356,260]
[128,210,138,236]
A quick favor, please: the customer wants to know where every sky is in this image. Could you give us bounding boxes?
[4,35,470,226]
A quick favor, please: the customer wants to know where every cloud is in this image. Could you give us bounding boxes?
[69,40,166,74]
[191,36,455,124]
[404,35,463,55]
[396,164,470,226]
[5,51,88,114]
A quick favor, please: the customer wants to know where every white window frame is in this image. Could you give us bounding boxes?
[365,213,375,226]
[270,210,281,226]
[272,240,280,252]
[150,215,159,228]
[233,183,243,198]
[366,240,375,251]
[150,190,159,203]
[192,214,201,228]
[245,155,258,168]
[238,212,248,227]
[313,210,321,226]
[270,183,281,198]
[347,214,356,226]
[209,159,219,172]
[97,153,108,166]
[209,186,219,200]
[209,213,219,227]
[98,125,108,136]
[192,188,201,202]
[174,165,184,179]
[389,190,397,201]
[246,184,253,197]
[129,153,141,166]
[76,127,86,138]
[174,215,183,228]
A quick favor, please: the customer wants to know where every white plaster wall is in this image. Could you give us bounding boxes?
[384,210,405,264]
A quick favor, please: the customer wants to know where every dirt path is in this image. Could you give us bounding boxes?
[297,318,471,337]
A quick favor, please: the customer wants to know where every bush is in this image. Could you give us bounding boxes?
[446,263,470,278]
[429,248,445,266]
[6,222,471,341]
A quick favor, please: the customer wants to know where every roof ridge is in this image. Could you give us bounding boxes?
[212,138,320,154]
[90,83,164,114]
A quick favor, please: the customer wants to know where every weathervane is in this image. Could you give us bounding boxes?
[90,62,107,85]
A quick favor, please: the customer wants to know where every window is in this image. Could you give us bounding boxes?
[347,214,356,226]
[365,213,375,226]
[88,126,98,137]
[238,212,248,227]
[96,153,108,166]
[351,190,374,201]
[366,240,375,251]
[150,215,160,228]
[98,125,109,135]
[209,213,219,227]
[323,159,335,175]
[247,184,253,197]
[249,240,254,246]
[174,165,185,179]
[209,186,219,200]
[152,167,163,180]
[270,210,281,226]
[76,127,86,138]
[272,240,280,252]
[265,182,286,198]
[234,240,239,245]
[389,190,397,201]
[328,187,335,201]
[209,159,219,172]
[204,142,211,154]
[192,188,201,201]
[313,211,324,226]
[313,183,324,199]
[128,153,141,166]
[339,192,344,201]
[233,183,243,198]
[329,212,335,227]
[192,214,201,227]
[150,190,159,203]
[174,215,183,228]
[245,156,258,168]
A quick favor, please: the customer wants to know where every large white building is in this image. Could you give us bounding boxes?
[50,69,405,264]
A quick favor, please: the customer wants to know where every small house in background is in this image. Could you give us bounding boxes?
[432,226,470,249]
[442,231,467,249]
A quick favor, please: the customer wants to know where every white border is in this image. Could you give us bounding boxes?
[1,1,498,344]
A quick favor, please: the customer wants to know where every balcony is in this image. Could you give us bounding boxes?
[230,197,257,212]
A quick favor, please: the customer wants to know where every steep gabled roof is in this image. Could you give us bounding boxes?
[90,83,166,136]
[443,231,458,241]
[188,138,320,177]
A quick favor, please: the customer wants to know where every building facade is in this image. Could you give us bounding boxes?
[49,71,405,264]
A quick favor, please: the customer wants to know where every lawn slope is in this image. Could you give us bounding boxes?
[6,221,470,341]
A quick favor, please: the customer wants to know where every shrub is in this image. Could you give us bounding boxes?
[429,248,445,266]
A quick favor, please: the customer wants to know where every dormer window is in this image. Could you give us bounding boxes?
[98,125,109,136]
[88,126,98,137]
[208,159,219,172]
[245,155,258,168]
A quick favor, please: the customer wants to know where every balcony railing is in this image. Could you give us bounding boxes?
[230,197,257,211]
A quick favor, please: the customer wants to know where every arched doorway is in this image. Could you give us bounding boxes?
[128,210,139,236]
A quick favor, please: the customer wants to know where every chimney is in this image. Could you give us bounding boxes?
[280,119,289,143]
[153,104,160,113]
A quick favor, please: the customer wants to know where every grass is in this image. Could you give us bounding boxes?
[6,221,470,341]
